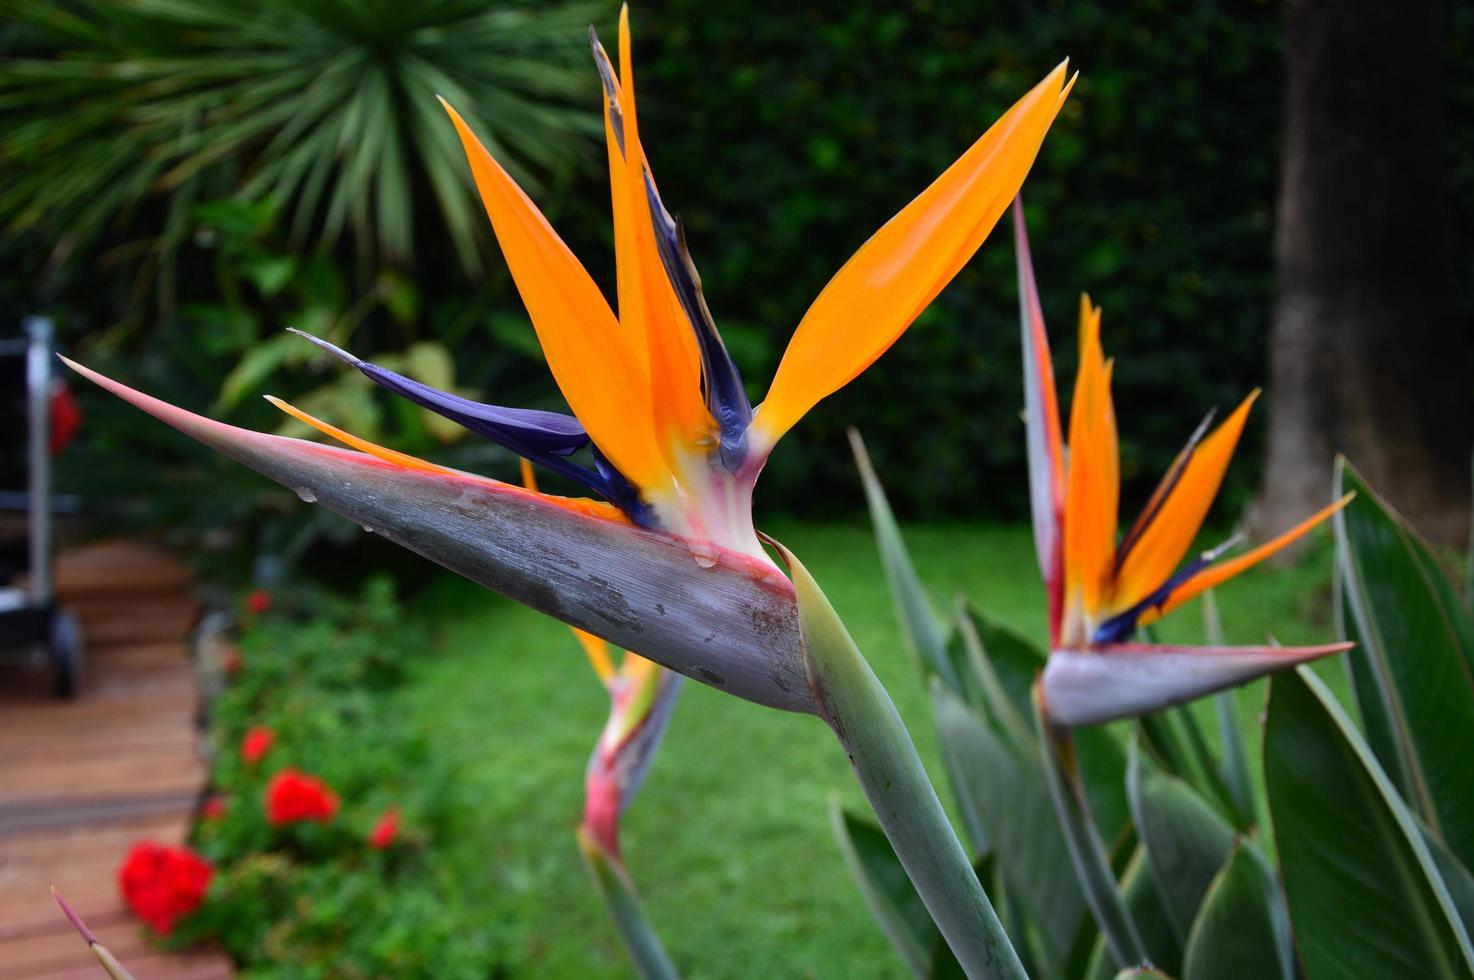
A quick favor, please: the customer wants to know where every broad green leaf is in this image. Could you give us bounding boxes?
[1265,667,1474,980]
[1076,723,1132,853]
[1085,847,1183,980]
[1335,458,1474,866]
[932,682,1083,974]
[1127,740,1237,942]
[1181,840,1293,980]
[830,801,955,978]
[850,430,956,694]
[1423,821,1474,943]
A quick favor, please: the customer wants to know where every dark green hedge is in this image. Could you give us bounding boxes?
[586,0,1286,521]
[20,2,1474,532]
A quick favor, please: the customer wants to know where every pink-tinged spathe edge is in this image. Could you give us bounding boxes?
[58,356,790,592]
[1013,199,1066,645]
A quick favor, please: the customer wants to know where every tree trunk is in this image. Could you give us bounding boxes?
[1260,0,1470,547]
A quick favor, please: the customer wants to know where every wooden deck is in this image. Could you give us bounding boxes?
[0,540,233,979]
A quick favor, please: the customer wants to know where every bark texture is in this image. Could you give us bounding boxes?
[1261,0,1470,546]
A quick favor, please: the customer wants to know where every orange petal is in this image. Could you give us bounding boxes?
[753,62,1074,450]
[603,11,709,461]
[1062,295,1118,631]
[265,396,455,476]
[573,627,618,683]
[440,98,668,493]
[1112,390,1259,611]
[1142,493,1355,624]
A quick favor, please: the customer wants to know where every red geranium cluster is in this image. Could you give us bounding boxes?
[266,768,340,825]
[118,842,213,936]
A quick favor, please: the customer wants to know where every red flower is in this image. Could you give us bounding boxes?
[118,842,213,936]
[368,808,400,850]
[200,795,228,821]
[244,589,272,615]
[265,769,339,825]
[240,726,275,765]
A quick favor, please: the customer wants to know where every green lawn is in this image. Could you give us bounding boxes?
[395,522,1339,979]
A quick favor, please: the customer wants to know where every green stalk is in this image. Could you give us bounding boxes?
[776,540,1027,979]
[577,828,680,980]
[1034,685,1148,969]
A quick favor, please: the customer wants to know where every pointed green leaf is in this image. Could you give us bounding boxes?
[577,829,679,980]
[1181,839,1293,980]
[1423,821,1474,944]
[1336,458,1474,866]
[1084,847,1183,980]
[1203,591,1256,828]
[932,682,1084,973]
[1127,739,1238,942]
[1037,697,1149,970]
[828,801,964,979]
[1265,667,1474,980]
[776,540,1026,979]
[849,430,957,694]
[953,600,1041,753]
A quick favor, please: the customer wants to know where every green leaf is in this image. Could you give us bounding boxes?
[1203,591,1256,829]
[931,682,1084,974]
[850,430,956,694]
[953,600,1042,753]
[1423,821,1474,943]
[576,829,679,980]
[1037,703,1149,971]
[1335,458,1474,867]
[776,539,1026,979]
[1181,840,1293,980]
[828,801,962,979]
[1126,740,1237,942]
[1265,667,1474,980]
[1084,847,1182,980]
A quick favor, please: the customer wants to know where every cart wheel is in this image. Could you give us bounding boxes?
[50,609,83,699]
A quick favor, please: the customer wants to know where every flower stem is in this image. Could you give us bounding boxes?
[777,540,1027,979]
[577,827,680,980]
[1033,684,1147,969]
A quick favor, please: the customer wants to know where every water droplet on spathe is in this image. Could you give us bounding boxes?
[295,486,317,503]
[687,539,718,569]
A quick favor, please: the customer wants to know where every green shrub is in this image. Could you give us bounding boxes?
[179,577,506,978]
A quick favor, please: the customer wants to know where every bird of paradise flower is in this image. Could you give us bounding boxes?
[63,9,1073,975]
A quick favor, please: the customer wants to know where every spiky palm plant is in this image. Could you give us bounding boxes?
[0,0,599,277]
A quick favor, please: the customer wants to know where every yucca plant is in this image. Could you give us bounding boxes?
[0,0,599,282]
[841,443,1474,979]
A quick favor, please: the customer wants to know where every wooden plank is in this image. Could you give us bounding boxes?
[0,541,231,977]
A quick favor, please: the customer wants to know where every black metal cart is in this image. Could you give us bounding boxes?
[1,317,84,697]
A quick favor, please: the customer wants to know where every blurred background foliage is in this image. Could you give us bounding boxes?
[1,0,1471,576]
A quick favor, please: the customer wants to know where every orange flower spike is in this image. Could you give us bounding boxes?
[439,98,667,495]
[601,11,708,460]
[1110,390,1259,611]
[1012,199,1356,726]
[753,61,1075,450]
[1061,294,1117,638]
[265,396,457,476]
[1140,493,1355,626]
